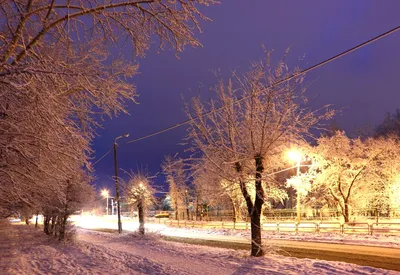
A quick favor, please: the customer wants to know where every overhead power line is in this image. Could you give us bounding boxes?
[125,25,400,145]
[94,25,400,165]
[92,148,112,166]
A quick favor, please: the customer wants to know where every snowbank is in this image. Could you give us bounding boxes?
[1,221,398,274]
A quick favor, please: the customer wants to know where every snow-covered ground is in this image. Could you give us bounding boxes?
[162,226,400,249]
[74,215,400,248]
[1,219,399,274]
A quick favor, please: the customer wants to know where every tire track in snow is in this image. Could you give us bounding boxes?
[78,231,237,275]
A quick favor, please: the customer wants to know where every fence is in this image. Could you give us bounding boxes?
[144,208,400,223]
[153,219,400,236]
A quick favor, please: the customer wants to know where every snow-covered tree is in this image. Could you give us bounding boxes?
[42,174,95,241]
[186,52,333,256]
[311,131,400,222]
[0,1,215,222]
[123,172,155,234]
[162,156,191,220]
[375,109,400,138]
[388,178,400,212]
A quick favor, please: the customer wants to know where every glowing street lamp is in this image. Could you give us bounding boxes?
[101,189,109,215]
[288,150,302,224]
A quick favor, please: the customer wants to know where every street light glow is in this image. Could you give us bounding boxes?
[288,150,302,163]
[101,189,109,198]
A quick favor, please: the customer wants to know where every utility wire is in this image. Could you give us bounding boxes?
[94,25,400,165]
[126,25,400,144]
[92,148,112,166]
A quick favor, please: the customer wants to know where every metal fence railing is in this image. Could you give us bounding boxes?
[142,208,400,223]
[153,219,400,236]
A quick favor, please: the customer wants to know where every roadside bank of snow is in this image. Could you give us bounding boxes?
[1,221,399,274]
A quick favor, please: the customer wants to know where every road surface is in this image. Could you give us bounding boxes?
[161,233,400,272]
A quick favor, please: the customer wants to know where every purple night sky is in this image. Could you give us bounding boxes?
[92,1,400,193]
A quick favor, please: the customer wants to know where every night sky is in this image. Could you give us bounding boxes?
[92,1,400,194]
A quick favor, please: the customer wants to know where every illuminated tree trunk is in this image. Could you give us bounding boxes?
[50,216,56,235]
[237,157,265,257]
[43,215,50,235]
[230,197,237,223]
[250,156,265,257]
[51,216,56,236]
[195,196,200,220]
[138,199,145,234]
[59,213,68,241]
[343,202,350,223]
[175,201,179,221]
[35,212,39,228]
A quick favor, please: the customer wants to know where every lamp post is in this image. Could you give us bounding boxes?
[288,150,302,224]
[114,133,129,233]
[101,189,109,215]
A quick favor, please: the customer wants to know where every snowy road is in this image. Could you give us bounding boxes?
[162,234,400,272]
[159,226,400,271]
[2,222,399,274]
[77,229,399,275]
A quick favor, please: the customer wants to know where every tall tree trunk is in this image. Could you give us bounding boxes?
[250,205,263,256]
[344,202,350,223]
[230,197,237,223]
[195,196,199,221]
[236,159,264,257]
[50,216,55,235]
[59,201,69,241]
[186,207,190,221]
[138,199,145,234]
[250,155,265,257]
[175,201,179,221]
[35,212,39,228]
[43,215,50,235]
[59,213,68,241]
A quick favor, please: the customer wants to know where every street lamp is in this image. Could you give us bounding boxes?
[288,150,302,224]
[101,189,109,215]
[114,133,129,233]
